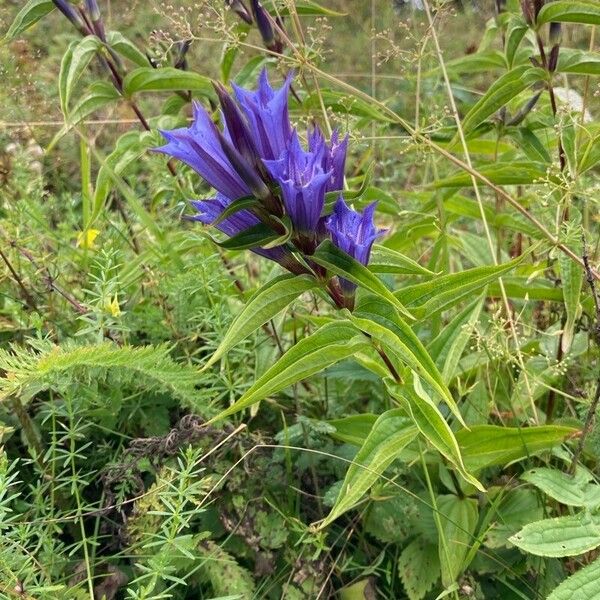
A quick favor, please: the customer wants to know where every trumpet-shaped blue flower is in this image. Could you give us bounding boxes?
[155,102,250,201]
[190,194,303,271]
[308,127,348,193]
[265,132,331,243]
[326,197,385,296]
[232,69,293,161]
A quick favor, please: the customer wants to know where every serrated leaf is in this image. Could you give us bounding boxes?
[456,424,579,471]
[461,66,544,135]
[395,256,523,319]
[122,67,213,97]
[312,240,413,320]
[398,538,441,600]
[211,322,370,422]
[510,513,600,557]
[386,377,483,491]
[318,409,418,528]
[522,467,600,509]
[2,0,54,43]
[437,495,479,587]
[485,488,544,549]
[201,274,319,371]
[537,1,600,26]
[547,556,600,600]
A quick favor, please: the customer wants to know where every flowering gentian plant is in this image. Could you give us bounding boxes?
[155,69,383,310]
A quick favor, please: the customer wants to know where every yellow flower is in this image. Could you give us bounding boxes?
[104,295,121,317]
[77,229,100,250]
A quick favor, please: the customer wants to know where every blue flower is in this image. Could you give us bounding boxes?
[265,132,331,247]
[190,194,305,272]
[155,102,250,201]
[232,69,293,161]
[326,197,385,296]
[308,127,348,193]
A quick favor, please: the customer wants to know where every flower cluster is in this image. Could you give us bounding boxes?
[155,69,384,308]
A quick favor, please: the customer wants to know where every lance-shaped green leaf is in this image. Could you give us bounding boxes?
[522,467,600,509]
[559,245,583,354]
[92,131,156,225]
[368,245,435,277]
[122,67,213,98]
[557,48,600,76]
[395,256,523,319]
[510,513,600,558]
[460,66,544,135]
[318,410,418,528]
[2,0,54,43]
[59,36,102,114]
[505,15,529,68]
[537,1,600,26]
[312,240,413,320]
[328,414,378,446]
[48,82,120,152]
[210,322,370,422]
[350,296,464,425]
[456,424,579,471]
[547,556,600,600]
[437,495,479,587]
[216,220,290,251]
[201,274,319,372]
[106,31,149,67]
[428,295,484,383]
[386,378,484,491]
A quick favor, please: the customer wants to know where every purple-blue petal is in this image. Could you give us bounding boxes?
[232,69,293,161]
[154,102,250,200]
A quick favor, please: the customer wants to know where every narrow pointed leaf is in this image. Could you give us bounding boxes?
[123,67,213,97]
[3,0,54,43]
[201,274,319,371]
[319,410,418,528]
[386,378,484,491]
[59,36,102,114]
[428,295,484,383]
[351,296,464,425]
[395,256,523,319]
[456,424,579,471]
[210,322,370,422]
[537,2,600,26]
[460,66,544,135]
[369,245,435,277]
[437,495,479,587]
[312,240,413,320]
